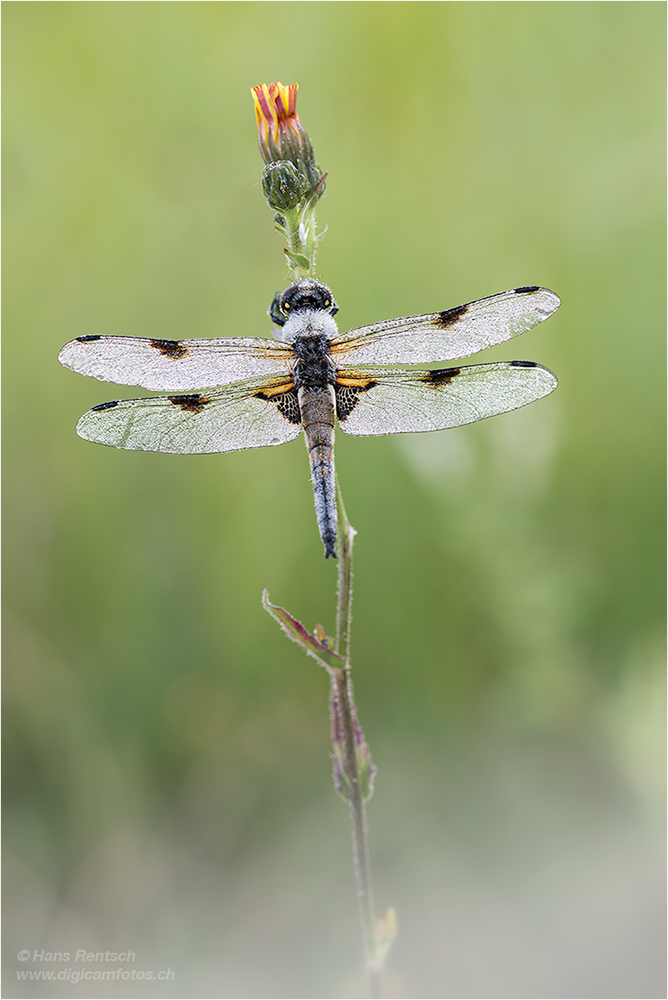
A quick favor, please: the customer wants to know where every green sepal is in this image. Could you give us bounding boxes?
[262,161,307,212]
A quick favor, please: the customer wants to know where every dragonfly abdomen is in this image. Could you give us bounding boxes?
[299,385,337,558]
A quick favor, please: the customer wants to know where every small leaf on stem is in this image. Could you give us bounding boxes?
[374,907,398,970]
[359,741,377,801]
[332,742,352,802]
[262,589,345,674]
[284,249,312,271]
[314,623,330,646]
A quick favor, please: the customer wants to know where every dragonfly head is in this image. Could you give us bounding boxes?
[269,279,338,327]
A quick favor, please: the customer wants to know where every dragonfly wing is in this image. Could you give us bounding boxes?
[75,376,303,454]
[59,336,294,391]
[335,362,558,436]
[329,287,560,366]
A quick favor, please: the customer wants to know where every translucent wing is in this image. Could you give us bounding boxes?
[329,287,560,366]
[334,361,557,436]
[75,375,303,454]
[58,336,294,391]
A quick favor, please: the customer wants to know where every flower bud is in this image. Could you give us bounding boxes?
[261,161,308,212]
[251,82,325,201]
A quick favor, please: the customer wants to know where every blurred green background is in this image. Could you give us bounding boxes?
[3,3,665,998]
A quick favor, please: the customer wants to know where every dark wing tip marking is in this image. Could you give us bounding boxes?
[421,366,462,385]
[514,285,541,294]
[510,360,538,368]
[168,393,210,413]
[150,338,190,360]
[91,400,120,411]
[77,335,101,342]
[434,303,469,329]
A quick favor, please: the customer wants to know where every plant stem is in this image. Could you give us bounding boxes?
[280,202,319,278]
[335,479,355,660]
[334,481,381,999]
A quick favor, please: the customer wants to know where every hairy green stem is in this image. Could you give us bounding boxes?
[279,198,321,278]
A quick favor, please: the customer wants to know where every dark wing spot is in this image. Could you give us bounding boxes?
[255,388,301,424]
[514,286,540,294]
[510,360,538,368]
[150,338,189,360]
[91,400,119,411]
[77,335,101,342]
[421,366,462,385]
[434,304,468,329]
[168,393,210,413]
[335,381,377,421]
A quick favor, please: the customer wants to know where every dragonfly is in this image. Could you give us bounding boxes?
[59,280,559,558]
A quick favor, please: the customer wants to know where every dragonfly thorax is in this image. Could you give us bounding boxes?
[293,334,337,388]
